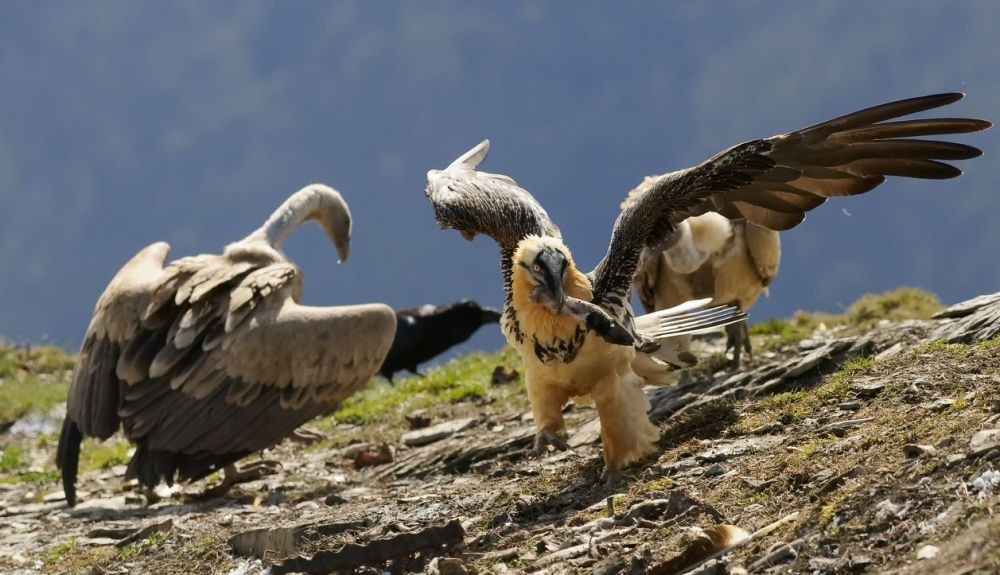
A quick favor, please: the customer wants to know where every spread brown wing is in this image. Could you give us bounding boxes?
[594,92,990,311]
[64,248,395,493]
[426,139,561,249]
[633,248,662,314]
[119,258,395,455]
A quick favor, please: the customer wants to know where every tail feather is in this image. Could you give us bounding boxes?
[632,300,747,382]
[56,418,83,507]
[636,301,746,339]
[640,306,746,338]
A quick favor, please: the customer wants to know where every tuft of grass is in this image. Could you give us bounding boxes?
[843,287,942,325]
[0,469,61,486]
[80,440,132,472]
[43,540,79,565]
[0,342,74,422]
[750,318,813,349]
[751,288,943,353]
[0,444,28,472]
[118,531,169,560]
[331,348,521,426]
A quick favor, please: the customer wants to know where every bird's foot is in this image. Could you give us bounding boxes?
[288,428,327,446]
[600,468,623,486]
[229,459,282,482]
[530,429,569,457]
[636,336,661,355]
[197,461,282,499]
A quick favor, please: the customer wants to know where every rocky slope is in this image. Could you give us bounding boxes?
[1,291,999,575]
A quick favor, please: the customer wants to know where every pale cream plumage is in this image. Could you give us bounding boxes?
[634,211,781,368]
[57,184,395,505]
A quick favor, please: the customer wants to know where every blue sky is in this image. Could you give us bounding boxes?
[1,2,997,356]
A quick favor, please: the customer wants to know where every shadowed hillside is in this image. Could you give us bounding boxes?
[2,288,1000,574]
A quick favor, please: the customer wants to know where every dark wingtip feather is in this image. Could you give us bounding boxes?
[56,418,83,507]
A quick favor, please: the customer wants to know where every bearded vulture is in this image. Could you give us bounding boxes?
[424,93,989,482]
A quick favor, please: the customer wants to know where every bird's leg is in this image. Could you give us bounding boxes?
[600,468,623,486]
[592,375,660,485]
[533,428,569,455]
[230,459,282,480]
[635,335,661,355]
[725,321,750,370]
[525,377,570,457]
[198,461,282,498]
[141,484,161,506]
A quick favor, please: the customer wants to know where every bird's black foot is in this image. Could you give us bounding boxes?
[198,460,282,499]
[531,429,569,457]
[636,336,661,355]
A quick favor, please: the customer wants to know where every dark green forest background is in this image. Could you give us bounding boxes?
[1,2,997,352]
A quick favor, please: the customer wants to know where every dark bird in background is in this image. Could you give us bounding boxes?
[379,300,502,380]
[56,184,396,505]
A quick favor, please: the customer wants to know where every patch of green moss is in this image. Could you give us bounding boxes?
[843,287,942,325]
[118,531,169,560]
[819,488,853,528]
[750,318,813,348]
[80,439,132,472]
[688,352,730,377]
[752,288,942,353]
[639,477,676,494]
[0,444,28,472]
[0,469,61,486]
[331,348,521,426]
[0,342,74,422]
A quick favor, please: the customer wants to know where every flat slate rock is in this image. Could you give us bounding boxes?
[969,429,1000,456]
[401,417,478,447]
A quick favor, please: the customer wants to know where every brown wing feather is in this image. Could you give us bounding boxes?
[66,242,171,438]
[594,93,990,308]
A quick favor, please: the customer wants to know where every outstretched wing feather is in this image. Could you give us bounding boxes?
[595,93,990,308]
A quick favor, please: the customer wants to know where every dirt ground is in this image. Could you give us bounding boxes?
[1,292,999,575]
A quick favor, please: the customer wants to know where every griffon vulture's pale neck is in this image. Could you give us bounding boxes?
[242,184,352,259]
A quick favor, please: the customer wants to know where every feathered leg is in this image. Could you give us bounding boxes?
[591,373,660,483]
[725,321,751,369]
[525,374,570,455]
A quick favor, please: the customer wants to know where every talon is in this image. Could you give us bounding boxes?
[531,429,569,456]
[600,469,623,486]
[636,337,660,354]
[289,428,326,445]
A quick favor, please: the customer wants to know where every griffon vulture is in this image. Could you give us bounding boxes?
[56,184,396,505]
[425,93,989,482]
[633,212,779,369]
[380,300,502,381]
